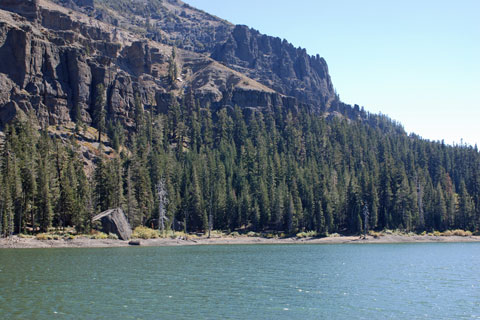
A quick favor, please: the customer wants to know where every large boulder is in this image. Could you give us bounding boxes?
[92,208,132,240]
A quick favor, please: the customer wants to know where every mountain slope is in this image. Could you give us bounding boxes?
[0,0,297,130]
[52,0,336,110]
[0,0,479,237]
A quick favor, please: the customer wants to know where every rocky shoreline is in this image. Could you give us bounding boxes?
[1,234,480,249]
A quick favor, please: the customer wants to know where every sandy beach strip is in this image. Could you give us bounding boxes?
[1,234,480,249]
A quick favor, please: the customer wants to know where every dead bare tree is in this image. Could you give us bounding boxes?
[362,202,369,239]
[208,188,213,238]
[156,178,168,237]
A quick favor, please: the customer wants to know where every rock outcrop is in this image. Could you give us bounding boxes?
[48,0,337,111]
[0,0,294,129]
[212,25,335,110]
[92,208,132,240]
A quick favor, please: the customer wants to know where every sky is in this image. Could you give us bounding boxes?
[185,0,480,147]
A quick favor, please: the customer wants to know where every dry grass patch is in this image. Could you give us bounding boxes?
[132,226,159,239]
[368,230,383,238]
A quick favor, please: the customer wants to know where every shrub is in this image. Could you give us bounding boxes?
[132,226,159,239]
[18,234,34,239]
[229,231,240,237]
[108,233,119,240]
[264,233,276,239]
[90,232,108,239]
[36,233,49,240]
[451,229,471,237]
[64,234,76,240]
[209,230,226,237]
[36,233,61,240]
[296,231,317,238]
[368,230,382,238]
[169,231,198,239]
[170,231,187,239]
[247,231,259,237]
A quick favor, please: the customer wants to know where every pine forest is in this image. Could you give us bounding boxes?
[1,95,479,237]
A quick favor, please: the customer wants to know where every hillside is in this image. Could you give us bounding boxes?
[0,0,479,237]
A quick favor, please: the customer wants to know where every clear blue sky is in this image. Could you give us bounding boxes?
[185,0,480,147]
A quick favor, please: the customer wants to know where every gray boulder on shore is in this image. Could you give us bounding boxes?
[92,208,132,240]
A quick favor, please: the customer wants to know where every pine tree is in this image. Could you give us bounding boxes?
[73,158,91,232]
[285,195,294,234]
[433,184,447,231]
[58,158,76,228]
[315,199,326,235]
[187,165,203,231]
[110,158,125,209]
[167,47,178,85]
[36,129,52,232]
[346,179,362,233]
[271,185,283,230]
[1,179,13,236]
[134,92,145,134]
[131,153,153,227]
[257,179,270,229]
[200,106,213,149]
[20,151,36,233]
[457,180,474,230]
[93,83,106,142]
[94,157,110,212]
[126,166,139,227]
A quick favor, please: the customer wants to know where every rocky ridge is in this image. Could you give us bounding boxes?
[0,0,299,130]
[51,0,336,110]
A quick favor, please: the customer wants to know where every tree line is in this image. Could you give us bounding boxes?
[1,95,479,236]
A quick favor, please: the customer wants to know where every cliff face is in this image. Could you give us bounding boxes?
[0,0,298,129]
[50,0,336,109]
[212,25,335,110]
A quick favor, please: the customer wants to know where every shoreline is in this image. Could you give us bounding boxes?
[1,234,480,249]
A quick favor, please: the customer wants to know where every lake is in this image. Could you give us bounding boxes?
[1,243,479,319]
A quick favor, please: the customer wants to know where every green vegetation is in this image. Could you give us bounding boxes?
[107,233,119,240]
[368,230,383,238]
[132,226,159,239]
[296,231,318,238]
[432,229,472,237]
[1,96,480,239]
[90,231,109,240]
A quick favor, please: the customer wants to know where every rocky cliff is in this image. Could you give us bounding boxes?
[0,0,300,130]
[50,0,336,110]
[212,25,335,110]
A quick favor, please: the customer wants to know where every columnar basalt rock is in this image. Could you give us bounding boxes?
[212,25,335,110]
[47,0,337,111]
[0,0,336,131]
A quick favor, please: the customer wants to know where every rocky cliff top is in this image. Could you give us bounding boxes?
[0,0,287,131]
[49,0,336,110]
[0,0,339,144]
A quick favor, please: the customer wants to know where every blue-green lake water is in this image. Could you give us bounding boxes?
[1,243,480,319]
